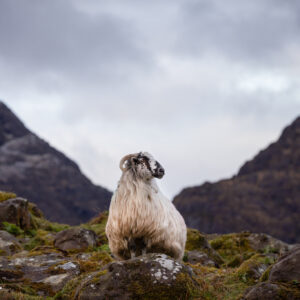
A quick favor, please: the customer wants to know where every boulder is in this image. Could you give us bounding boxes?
[269,245,300,282]
[74,253,200,300]
[186,228,224,266]
[247,233,292,255]
[242,246,300,299]
[0,197,32,230]
[243,282,300,300]
[0,252,80,296]
[54,228,97,252]
[186,250,218,267]
[0,230,21,255]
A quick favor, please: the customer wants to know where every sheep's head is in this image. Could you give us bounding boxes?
[119,152,165,180]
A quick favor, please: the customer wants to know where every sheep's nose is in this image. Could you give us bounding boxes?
[158,168,165,175]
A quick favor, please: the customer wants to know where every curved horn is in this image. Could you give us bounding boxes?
[119,153,138,171]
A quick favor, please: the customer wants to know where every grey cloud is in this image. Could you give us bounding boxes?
[176,0,300,65]
[0,0,151,83]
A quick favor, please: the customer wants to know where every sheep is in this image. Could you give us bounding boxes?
[105,152,187,261]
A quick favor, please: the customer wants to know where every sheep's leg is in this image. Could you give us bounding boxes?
[128,238,136,259]
[130,250,136,258]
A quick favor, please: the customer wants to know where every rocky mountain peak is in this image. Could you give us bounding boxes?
[238,116,300,176]
[0,101,30,145]
[174,116,300,243]
[0,101,112,225]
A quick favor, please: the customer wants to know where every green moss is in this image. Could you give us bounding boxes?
[126,271,200,300]
[89,251,113,264]
[31,215,69,233]
[209,233,253,264]
[2,221,24,236]
[24,229,54,251]
[185,228,208,251]
[0,191,16,202]
[230,254,269,284]
[96,244,110,252]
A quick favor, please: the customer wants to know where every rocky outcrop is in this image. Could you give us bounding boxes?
[74,253,200,300]
[0,102,112,225]
[54,228,97,252]
[174,116,300,243]
[0,197,33,230]
[0,191,298,300]
[0,231,21,255]
[269,245,300,282]
[243,246,300,299]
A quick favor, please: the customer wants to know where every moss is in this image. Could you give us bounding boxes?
[230,254,269,284]
[227,254,243,268]
[77,260,100,273]
[125,266,200,300]
[209,233,254,264]
[0,290,50,299]
[53,274,87,300]
[260,266,271,282]
[185,228,208,251]
[0,191,16,202]
[31,215,69,233]
[24,229,55,251]
[96,243,110,252]
[276,282,300,299]
[89,251,113,264]
[2,222,24,236]
[90,269,108,283]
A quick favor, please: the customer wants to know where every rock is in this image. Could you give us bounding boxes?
[186,228,224,266]
[54,228,97,252]
[236,254,268,280]
[186,250,218,267]
[247,233,291,255]
[74,253,200,300]
[0,197,32,230]
[243,282,300,300]
[0,252,80,296]
[243,282,284,300]
[0,230,21,255]
[269,245,300,282]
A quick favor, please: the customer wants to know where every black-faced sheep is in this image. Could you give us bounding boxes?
[105,152,187,260]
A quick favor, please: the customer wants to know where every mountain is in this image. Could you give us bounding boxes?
[0,101,112,225]
[173,116,300,243]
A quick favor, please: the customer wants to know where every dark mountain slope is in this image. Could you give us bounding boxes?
[173,116,300,243]
[0,101,112,225]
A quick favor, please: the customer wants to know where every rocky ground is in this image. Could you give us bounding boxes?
[0,191,299,299]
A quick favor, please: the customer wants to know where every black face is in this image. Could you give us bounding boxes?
[133,152,165,179]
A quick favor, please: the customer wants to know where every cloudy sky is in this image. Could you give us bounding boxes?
[0,0,299,197]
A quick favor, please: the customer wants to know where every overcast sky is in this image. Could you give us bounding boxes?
[0,0,299,198]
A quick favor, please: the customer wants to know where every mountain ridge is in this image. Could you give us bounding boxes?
[0,101,112,225]
[173,116,300,243]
